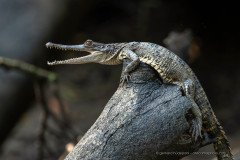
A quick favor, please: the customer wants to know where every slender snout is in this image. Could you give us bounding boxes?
[46,42,85,51]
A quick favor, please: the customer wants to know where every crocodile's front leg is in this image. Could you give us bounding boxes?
[119,49,140,86]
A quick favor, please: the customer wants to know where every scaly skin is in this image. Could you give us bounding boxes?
[46,39,233,160]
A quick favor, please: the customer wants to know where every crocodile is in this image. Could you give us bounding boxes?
[46,39,233,160]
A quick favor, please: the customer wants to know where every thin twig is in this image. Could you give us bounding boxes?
[34,82,49,160]
[0,56,57,82]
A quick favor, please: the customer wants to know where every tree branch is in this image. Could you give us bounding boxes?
[0,56,77,159]
[0,56,57,82]
[64,60,211,160]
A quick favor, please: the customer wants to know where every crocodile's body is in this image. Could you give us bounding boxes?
[46,40,233,160]
[119,42,232,160]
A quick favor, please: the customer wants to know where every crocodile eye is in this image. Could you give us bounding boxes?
[84,39,93,46]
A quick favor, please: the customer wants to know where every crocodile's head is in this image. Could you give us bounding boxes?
[46,39,125,65]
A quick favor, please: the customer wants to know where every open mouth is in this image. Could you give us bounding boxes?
[46,42,96,65]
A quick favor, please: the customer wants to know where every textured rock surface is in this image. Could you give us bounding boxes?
[65,61,206,160]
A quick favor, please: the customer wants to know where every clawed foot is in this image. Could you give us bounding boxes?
[120,72,131,87]
[189,118,202,141]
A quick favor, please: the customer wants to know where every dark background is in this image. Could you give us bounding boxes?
[0,0,239,159]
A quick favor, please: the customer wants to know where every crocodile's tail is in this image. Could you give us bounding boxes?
[195,82,233,160]
[202,106,233,160]
[210,116,233,160]
[202,104,233,160]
